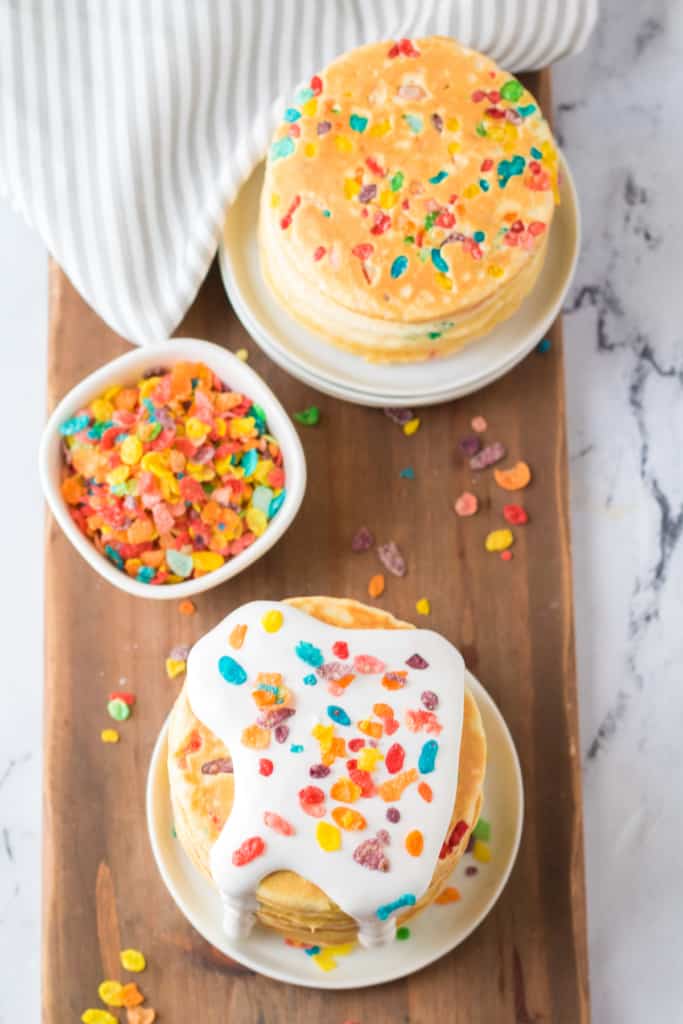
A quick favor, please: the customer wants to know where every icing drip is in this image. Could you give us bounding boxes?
[186,601,465,947]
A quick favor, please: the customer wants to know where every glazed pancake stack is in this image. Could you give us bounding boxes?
[168,597,487,947]
[259,36,559,363]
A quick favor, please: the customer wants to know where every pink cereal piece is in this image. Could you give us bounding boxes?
[353,654,386,675]
[454,491,478,517]
[471,416,487,433]
[263,811,295,836]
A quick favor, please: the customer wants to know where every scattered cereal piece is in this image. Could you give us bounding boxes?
[418,739,439,774]
[98,981,124,1006]
[399,467,416,479]
[235,348,249,361]
[332,806,367,831]
[353,837,390,871]
[107,698,131,722]
[120,983,144,1008]
[405,830,424,856]
[241,724,270,749]
[501,550,514,562]
[357,746,384,771]
[386,807,401,823]
[420,689,438,709]
[406,653,429,670]
[418,782,433,802]
[82,1011,118,1024]
[385,743,405,774]
[485,528,514,552]
[396,926,411,940]
[126,1009,156,1024]
[264,811,295,836]
[218,655,248,685]
[295,640,324,667]
[261,608,284,633]
[454,491,478,517]
[294,405,320,426]
[472,817,491,842]
[470,442,506,470]
[415,598,430,615]
[403,417,420,436]
[494,461,532,491]
[258,758,274,776]
[471,415,488,432]
[354,654,387,674]
[368,573,385,598]
[473,839,492,863]
[536,338,551,353]
[376,893,416,920]
[503,504,529,525]
[378,768,418,801]
[351,526,374,552]
[232,836,266,866]
[178,599,196,617]
[384,407,413,426]
[435,886,460,905]
[101,729,119,744]
[459,435,481,457]
[229,624,247,649]
[316,821,342,852]
[377,541,406,577]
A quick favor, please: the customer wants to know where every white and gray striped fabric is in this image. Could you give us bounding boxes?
[0,0,597,345]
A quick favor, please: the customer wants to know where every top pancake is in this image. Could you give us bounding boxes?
[262,36,559,322]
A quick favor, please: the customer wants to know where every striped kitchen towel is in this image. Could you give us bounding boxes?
[0,0,596,345]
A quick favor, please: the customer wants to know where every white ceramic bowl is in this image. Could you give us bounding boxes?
[39,338,307,600]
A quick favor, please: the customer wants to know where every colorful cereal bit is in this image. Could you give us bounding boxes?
[316,820,342,852]
[503,504,529,525]
[385,743,405,774]
[485,528,514,553]
[373,702,394,719]
[327,705,351,726]
[454,491,478,517]
[229,623,247,649]
[332,806,367,831]
[241,724,271,749]
[351,525,374,552]
[81,1011,118,1024]
[101,729,119,744]
[258,758,274,776]
[435,886,460,905]
[473,839,492,863]
[368,573,385,598]
[470,441,506,470]
[494,461,532,491]
[415,598,430,615]
[382,670,407,691]
[127,1010,156,1024]
[107,697,131,722]
[461,434,481,456]
[294,405,320,426]
[418,739,439,774]
[418,781,433,802]
[357,746,384,772]
[501,550,514,562]
[376,893,416,920]
[406,653,429,670]
[377,541,406,577]
[378,768,418,801]
[264,811,295,836]
[472,817,492,842]
[331,777,362,803]
[349,768,376,798]
[218,655,248,685]
[537,337,551,353]
[354,654,386,674]
[386,807,401,823]
[120,983,145,1008]
[261,608,284,633]
[405,829,424,857]
[295,641,324,667]
[232,836,266,866]
[98,980,124,1006]
[358,718,383,739]
[353,837,390,871]
[402,417,420,436]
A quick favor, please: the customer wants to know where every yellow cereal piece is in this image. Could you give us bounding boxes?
[120,435,143,466]
[473,839,492,863]
[261,609,284,633]
[229,416,257,439]
[332,807,367,831]
[403,417,420,436]
[463,183,480,199]
[106,464,130,486]
[370,119,391,137]
[488,264,505,278]
[139,377,161,399]
[120,948,146,973]
[270,192,280,208]
[312,942,356,971]
[246,506,268,536]
[416,598,431,615]
[302,98,318,118]
[98,980,124,1007]
[357,746,384,772]
[82,1011,118,1024]
[316,821,342,852]
[446,116,461,132]
[357,719,383,739]
[102,384,122,401]
[447,141,461,155]
[235,348,249,361]
[334,134,353,154]
[484,528,514,553]
[379,190,398,210]
[191,551,224,573]
[330,777,362,803]
[165,658,187,679]
[91,398,114,421]
[101,729,120,744]
[252,458,275,484]
[304,141,318,158]
[185,416,209,443]
[344,177,361,199]
[435,272,453,291]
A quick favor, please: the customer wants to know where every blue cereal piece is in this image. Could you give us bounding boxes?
[429,170,448,184]
[431,248,449,273]
[537,338,551,353]
[418,739,439,774]
[327,705,351,726]
[136,566,155,583]
[271,136,295,161]
[376,893,416,921]
[304,945,321,956]
[390,255,408,279]
[400,467,415,480]
[284,107,301,122]
[290,743,304,753]
[497,155,526,189]
[251,486,274,516]
[403,113,423,133]
[104,545,124,569]
[218,655,248,686]
[59,413,91,436]
[240,448,259,477]
[268,490,286,519]
[303,674,317,686]
[295,641,324,668]
[349,113,368,132]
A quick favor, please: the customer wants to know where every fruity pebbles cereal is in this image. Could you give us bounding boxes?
[59,361,286,585]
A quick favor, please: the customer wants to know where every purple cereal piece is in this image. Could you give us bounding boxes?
[469,442,506,471]
[351,526,374,553]
[316,661,353,681]
[317,120,332,135]
[431,113,444,133]
[406,653,429,670]
[257,706,295,729]
[168,644,190,661]
[459,434,481,458]
[200,757,233,775]
[465,865,478,877]
[309,763,331,778]
[386,807,401,823]
[383,407,414,426]
[353,837,390,871]
[377,541,406,577]
[274,724,289,744]
[376,829,391,846]
[420,690,439,711]
[358,184,377,203]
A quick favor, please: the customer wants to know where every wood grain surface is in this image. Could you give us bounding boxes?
[43,71,590,1023]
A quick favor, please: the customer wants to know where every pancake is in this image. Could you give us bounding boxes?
[168,597,487,946]
[259,36,559,363]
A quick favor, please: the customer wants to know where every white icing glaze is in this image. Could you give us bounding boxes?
[186,601,465,947]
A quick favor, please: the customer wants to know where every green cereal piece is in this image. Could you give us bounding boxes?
[472,817,491,842]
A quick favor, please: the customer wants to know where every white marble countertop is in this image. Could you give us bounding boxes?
[1,2,681,1019]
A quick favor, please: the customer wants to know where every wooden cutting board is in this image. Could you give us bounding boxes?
[43,70,589,1024]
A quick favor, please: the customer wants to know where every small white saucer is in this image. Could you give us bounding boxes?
[146,670,523,989]
[219,156,580,408]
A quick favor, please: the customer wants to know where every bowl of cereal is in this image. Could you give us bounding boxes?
[39,338,306,599]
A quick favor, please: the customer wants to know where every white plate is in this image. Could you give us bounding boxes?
[146,669,523,989]
[219,156,580,408]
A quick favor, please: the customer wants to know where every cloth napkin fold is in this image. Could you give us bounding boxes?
[0,0,596,346]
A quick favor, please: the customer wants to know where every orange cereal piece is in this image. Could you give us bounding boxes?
[381,671,408,691]
[368,573,385,598]
[229,623,247,648]
[332,806,367,831]
[378,768,418,802]
[418,782,433,803]
[358,719,383,739]
[178,599,196,616]
[61,475,85,504]
[435,886,461,905]
[240,724,271,749]
[493,461,532,491]
[373,702,394,720]
[330,777,362,803]
[120,983,145,1008]
[127,1009,156,1024]
[252,689,276,708]
[322,736,347,765]
[335,674,356,690]
[405,829,424,857]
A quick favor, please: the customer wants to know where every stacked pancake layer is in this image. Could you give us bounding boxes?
[259,36,559,363]
[168,597,487,947]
